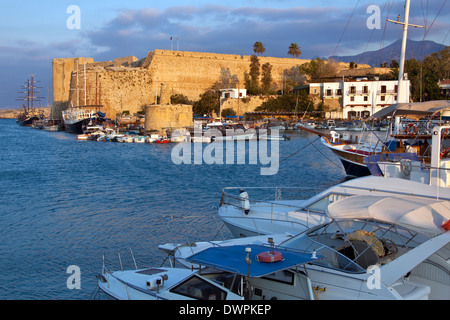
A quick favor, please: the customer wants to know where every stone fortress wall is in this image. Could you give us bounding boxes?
[52,49,374,120]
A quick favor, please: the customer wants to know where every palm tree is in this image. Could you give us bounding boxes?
[288,43,302,58]
[253,42,265,56]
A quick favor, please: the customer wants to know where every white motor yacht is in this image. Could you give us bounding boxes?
[97,242,318,300]
[218,176,450,238]
[160,194,450,300]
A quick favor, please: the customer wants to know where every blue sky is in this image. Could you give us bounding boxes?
[1,0,448,108]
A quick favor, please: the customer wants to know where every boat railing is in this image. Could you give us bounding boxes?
[163,215,232,257]
[102,247,138,274]
[219,186,328,230]
[220,186,321,210]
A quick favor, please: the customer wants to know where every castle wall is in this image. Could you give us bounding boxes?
[52,57,94,119]
[143,50,312,102]
[67,67,154,119]
[53,50,373,121]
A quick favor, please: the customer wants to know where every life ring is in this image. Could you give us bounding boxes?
[257,251,283,263]
[407,123,417,136]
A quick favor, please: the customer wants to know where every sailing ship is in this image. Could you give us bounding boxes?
[62,61,105,134]
[16,75,45,126]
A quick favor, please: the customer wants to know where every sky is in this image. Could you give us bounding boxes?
[0,0,448,108]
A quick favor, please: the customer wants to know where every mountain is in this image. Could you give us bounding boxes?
[329,39,446,67]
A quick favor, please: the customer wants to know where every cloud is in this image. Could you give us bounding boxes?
[83,5,358,60]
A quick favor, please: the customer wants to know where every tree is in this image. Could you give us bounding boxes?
[255,91,313,112]
[213,67,239,90]
[171,93,191,105]
[288,43,301,58]
[253,42,265,56]
[193,90,220,116]
[405,46,449,101]
[245,55,262,94]
[282,66,307,94]
[299,58,338,82]
[261,63,273,94]
[221,108,236,117]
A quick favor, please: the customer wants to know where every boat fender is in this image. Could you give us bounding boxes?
[440,148,450,159]
[442,220,450,231]
[407,123,417,136]
[146,274,168,291]
[256,251,283,263]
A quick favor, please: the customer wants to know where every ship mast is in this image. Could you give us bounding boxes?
[16,75,44,113]
[386,0,426,132]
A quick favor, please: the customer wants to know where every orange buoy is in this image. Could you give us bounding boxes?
[257,251,283,263]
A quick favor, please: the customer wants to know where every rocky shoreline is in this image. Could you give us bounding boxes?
[0,108,51,119]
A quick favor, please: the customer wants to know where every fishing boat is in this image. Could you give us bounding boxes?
[42,118,62,131]
[320,102,450,177]
[62,105,104,134]
[163,195,450,300]
[204,123,256,141]
[97,242,318,300]
[217,175,450,238]
[133,136,146,143]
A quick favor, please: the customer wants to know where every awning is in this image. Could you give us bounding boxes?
[187,245,318,277]
[327,195,450,237]
[369,100,450,120]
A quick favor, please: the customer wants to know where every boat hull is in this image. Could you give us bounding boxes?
[339,156,371,177]
[65,120,84,134]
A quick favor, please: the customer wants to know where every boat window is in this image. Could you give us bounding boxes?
[170,275,228,300]
[262,270,295,285]
[305,193,350,212]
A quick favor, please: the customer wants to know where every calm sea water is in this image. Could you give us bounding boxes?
[0,118,346,300]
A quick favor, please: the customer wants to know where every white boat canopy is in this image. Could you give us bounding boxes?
[327,195,450,237]
[369,100,450,120]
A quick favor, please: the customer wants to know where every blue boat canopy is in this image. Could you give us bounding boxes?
[187,245,318,277]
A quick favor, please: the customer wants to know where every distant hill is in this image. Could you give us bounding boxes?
[329,39,446,67]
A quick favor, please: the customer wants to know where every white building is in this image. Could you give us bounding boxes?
[220,88,247,99]
[311,78,410,119]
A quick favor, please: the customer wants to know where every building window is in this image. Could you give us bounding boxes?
[364,96,368,101]
[363,86,369,94]
[326,89,332,96]
[381,85,387,94]
[336,89,342,96]
[350,96,355,101]
[381,96,385,101]
[350,86,356,94]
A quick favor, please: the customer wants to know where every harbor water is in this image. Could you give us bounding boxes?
[0,119,346,300]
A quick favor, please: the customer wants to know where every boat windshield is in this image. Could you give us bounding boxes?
[281,219,428,273]
[303,192,351,213]
[169,273,230,300]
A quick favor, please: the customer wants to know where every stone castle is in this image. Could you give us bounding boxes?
[52,49,375,120]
